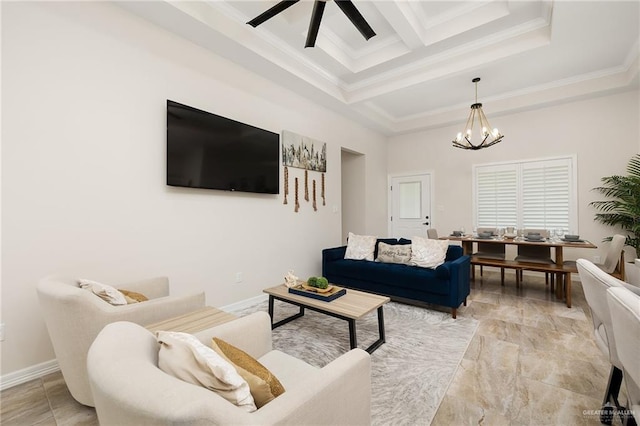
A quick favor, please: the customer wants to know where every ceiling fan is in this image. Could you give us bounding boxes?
[247,0,376,48]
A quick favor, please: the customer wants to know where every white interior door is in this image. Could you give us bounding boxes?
[390,174,432,239]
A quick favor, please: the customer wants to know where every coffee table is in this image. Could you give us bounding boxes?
[263,284,390,354]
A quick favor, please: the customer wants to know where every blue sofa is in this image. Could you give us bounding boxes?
[322,239,470,318]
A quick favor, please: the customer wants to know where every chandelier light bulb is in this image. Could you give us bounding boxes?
[493,128,499,137]
[456,132,462,142]
[482,126,488,136]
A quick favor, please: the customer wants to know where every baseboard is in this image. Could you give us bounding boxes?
[0,293,268,392]
[221,293,268,313]
[0,359,59,392]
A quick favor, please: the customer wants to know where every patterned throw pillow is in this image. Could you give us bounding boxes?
[410,237,450,269]
[157,331,256,412]
[344,232,377,261]
[211,337,285,408]
[376,242,412,264]
[118,289,148,304]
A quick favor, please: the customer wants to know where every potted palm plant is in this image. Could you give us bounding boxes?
[590,154,640,282]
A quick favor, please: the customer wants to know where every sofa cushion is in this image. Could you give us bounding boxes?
[258,349,319,392]
[376,242,412,264]
[211,337,285,408]
[157,331,256,412]
[326,259,450,295]
[344,232,377,261]
[410,237,449,269]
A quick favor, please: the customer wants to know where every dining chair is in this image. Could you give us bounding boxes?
[563,234,627,282]
[606,287,640,426]
[515,229,554,287]
[427,229,438,239]
[473,227,506,285]
[577,259,640,425]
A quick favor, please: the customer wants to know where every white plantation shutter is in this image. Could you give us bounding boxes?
[475,165,517,228]
[474,156,576,232]
[521,159,572,230]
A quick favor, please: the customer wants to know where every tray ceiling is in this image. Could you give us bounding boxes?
[118,0,640,135]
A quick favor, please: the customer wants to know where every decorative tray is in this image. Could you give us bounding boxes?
[288,283,346,302]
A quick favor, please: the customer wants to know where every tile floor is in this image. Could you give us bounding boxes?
[0,269,628,425]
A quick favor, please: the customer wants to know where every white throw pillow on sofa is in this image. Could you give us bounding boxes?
[410,237,449,269]
[344,232,377,261]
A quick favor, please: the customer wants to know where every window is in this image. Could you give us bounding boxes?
[473,156,577,232]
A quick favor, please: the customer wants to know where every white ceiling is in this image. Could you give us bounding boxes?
[118,0,640,136]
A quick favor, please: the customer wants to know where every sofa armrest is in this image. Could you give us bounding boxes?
[99,292,206,326]
[448,255,471,302]
[255,348,371,425]
[192,311,273,359]
[322,246,347,276]
[323,246,347,262]
[118,276,169,299]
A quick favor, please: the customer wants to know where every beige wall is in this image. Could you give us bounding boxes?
[1,2,388,376]
[388,90,640,262]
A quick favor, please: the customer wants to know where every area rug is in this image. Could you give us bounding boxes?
[236,300,478,425]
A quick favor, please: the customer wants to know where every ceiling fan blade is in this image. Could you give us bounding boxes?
[305,1,326,48]
[334,0,376,40]
[247,0,300,27]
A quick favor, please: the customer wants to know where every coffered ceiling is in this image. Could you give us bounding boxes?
[118,1,640,135]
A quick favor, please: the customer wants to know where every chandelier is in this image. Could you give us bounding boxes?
[452,78,504,150]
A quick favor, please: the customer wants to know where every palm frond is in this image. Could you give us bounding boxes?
[591,154,640,257]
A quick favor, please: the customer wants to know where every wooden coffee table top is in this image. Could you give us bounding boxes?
[145,306,237,334]
[263,284,390,320]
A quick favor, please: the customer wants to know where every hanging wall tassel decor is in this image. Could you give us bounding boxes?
[294,177,300,212]
[283,166,289,204]
[304,170,309,202]
[313,179,317,211]
[321,172,326,206]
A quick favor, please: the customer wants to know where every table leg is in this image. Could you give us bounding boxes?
[269,295,305,329]
[364,306,386,354]
[462,241,472,255]
[555,247,564,299]
[348,319,357,350]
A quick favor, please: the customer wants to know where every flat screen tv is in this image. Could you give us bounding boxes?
[167,100,280,194]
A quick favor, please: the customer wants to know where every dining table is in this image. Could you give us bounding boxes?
[441,234,597,307]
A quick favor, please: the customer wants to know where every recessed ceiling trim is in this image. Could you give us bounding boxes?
[344,22,552,102]
[317,28,409,73]
[381,63,640,135]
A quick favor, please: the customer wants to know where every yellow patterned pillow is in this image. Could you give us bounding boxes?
[118,289,149,303]
[211,337,285,408]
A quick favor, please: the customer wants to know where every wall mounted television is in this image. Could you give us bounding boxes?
[167,100,280,194]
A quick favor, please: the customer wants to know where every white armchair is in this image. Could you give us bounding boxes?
[576,259,640,423]
[87,311,372,425]
[37,275,206,406]
[607,287,640,425]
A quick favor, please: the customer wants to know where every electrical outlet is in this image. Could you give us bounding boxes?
[235,272,243,283]
[0,323,5,342]
[593,255,602,264]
